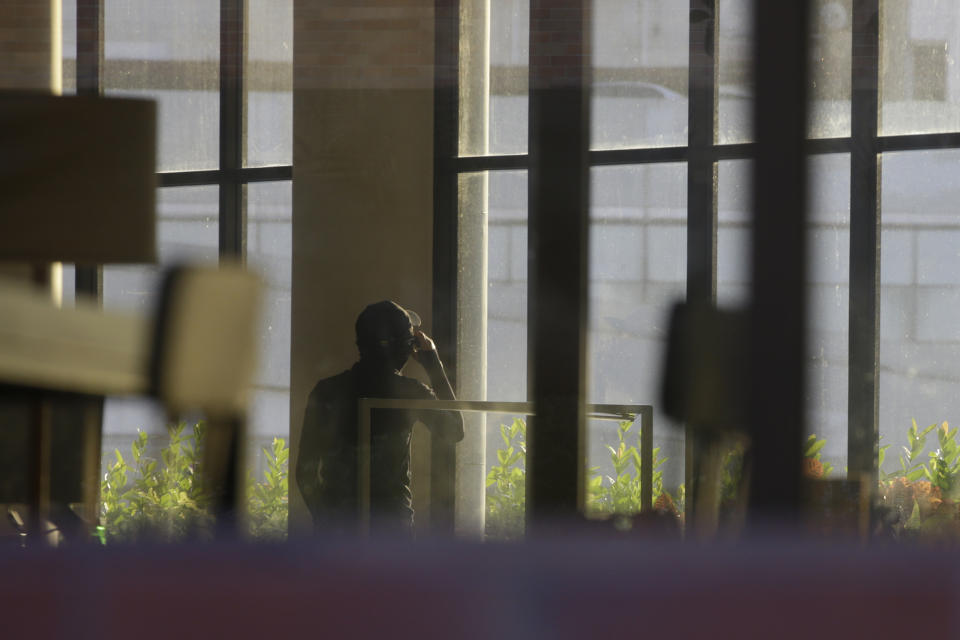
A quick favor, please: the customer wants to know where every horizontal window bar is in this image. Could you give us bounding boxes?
[240,165,293,182]
[590,147,688,165]
[449,132,960,176]
[159,170,222,187]
[715,138,851,160]
[879,132,960,153]
[158,165,292,187]
[455,154,529,172]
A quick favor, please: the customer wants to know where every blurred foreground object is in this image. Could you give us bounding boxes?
[151,265,263,533]
[0,265,261,542]
[151,265,262,417]
[1,536,956,637]
[0,92,156,263]
[662,302,749,538]
[663,303,874,541]
[662,302,747,432]
[0,91,157,543]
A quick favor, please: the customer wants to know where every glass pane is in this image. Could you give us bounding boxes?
[61,264,76,307]
[809,0,852,137]
[717,159,752,306]
[880,150,960,486]
[246,0,292,167]
[881,0,960,136]
[460,0,528,156]
[104,0,219,171]
[718,155,850,476]
[103,185,218,312]
[719,0,852,141]
[246,181,291,509]
[718,0,754,144]
[591,1,688,149]
[588,164,687,519]
[61,0,76,94]
[807,153,850,477]
[101,186,218,486]
[481,171,528,403]
[458,171,528,539]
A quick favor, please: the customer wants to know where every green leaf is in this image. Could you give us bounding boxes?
[905,500,922,530]
[904,467,925,482]
[805,437,826,458]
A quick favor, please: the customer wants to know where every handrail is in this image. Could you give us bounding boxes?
[357,399,654,535]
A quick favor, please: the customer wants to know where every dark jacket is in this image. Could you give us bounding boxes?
[296,358,463,533]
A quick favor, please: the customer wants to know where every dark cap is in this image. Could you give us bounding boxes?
[355,300,422,348]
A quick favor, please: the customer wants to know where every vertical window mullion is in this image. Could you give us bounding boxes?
[76,0,104,300]
[433,0,461,386]
[220,0,245,260]
[687,0,718,305]
[685,0,719,524]
[430,0,461,535]
[848,0,881,487]
[76,0,102,96]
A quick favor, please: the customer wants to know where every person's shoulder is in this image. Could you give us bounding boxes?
[308,368,356,399]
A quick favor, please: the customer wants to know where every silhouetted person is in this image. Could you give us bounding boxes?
[296,300,463,536]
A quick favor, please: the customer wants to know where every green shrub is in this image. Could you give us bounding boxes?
[586,419,676,517]
[485,418,526,540]
[100,422,212,542]
[100,421,289,543]
[485,417,681,540]
[247,435,290,541]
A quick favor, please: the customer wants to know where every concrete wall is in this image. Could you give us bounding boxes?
[290,1,435,533]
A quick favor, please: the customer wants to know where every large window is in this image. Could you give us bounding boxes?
[60,0,292,482]
[446,0,960,533]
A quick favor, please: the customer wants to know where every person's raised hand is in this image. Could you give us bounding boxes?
[411,329,438,364]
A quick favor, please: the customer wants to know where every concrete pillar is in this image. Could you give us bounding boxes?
[290,1,436,535]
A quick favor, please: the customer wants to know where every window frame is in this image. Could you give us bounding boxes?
[434,0,960,511]
[74,0,293,285]
[72,0,293,487]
